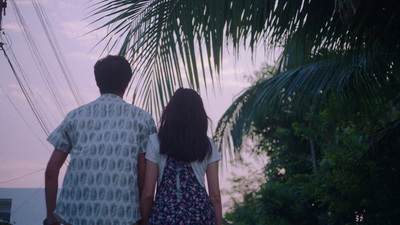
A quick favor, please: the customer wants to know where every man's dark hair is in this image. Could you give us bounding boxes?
[158,88,211,162]
[94,55,132,94]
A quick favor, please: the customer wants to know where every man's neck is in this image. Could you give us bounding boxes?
[115,92,124,98]
[102,92,124,98]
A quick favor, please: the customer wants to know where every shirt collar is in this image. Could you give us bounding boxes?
[98,93,124,101]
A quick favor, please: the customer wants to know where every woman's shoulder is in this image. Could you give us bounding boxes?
[207,136,217,149]
[149,132,159,140]
[148,133,160,148]
[145,133,161,163]
[206,136,222,162]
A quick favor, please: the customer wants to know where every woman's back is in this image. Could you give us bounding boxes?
[141,88,223,225]
[146,133,221,188]
[149,157,215,224]
[158,88,211,162]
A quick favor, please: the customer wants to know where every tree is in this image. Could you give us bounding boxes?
[223,81,400,223]
[90,1,400,223]
[90,0,400,159]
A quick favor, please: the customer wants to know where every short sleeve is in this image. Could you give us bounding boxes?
[137,113,156,155]
[47,113,73,153]
[147,116,157,134]
[145,133,159,164]
[208,137,222,164]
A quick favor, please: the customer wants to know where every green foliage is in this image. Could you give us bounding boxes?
[90,0,400,121]
[308,111,400,224]
[258,181,317,225]
[224,191,263,225]
[256,118,314,182]
[90,1,400,223]
[224,180,319,225]
[221,158,267,224]
[225,101,400,224]
[217,1,400,222]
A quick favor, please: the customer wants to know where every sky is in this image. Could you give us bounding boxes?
[0,0,269,209]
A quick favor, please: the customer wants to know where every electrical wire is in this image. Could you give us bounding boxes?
[0,4,77,214]
[0,168,45,185]
[0,83,71,166]
[11,184,45,214]
[1,43,51,135]
[31,0,84,106]
[5,41,62,127]
[9,0,70,117]
[0,84,52,152]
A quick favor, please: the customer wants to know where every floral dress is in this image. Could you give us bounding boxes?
[149,157,216,224]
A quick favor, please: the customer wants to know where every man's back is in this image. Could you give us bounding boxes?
[47,93,155,224]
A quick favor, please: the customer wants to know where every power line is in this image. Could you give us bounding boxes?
[0,0,6,31]
[0,83,71,166]
[9,0,69,118]
[0,5,77,215]
[31,0,84,106]
[0,84,52,151]
[11,184,45,214]
[2,1,86,135]
[0,168,45,185]
[1,43,51,135]
[0,0,75,188]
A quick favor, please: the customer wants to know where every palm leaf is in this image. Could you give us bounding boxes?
[215,50,398,160]
[88,0,400,160]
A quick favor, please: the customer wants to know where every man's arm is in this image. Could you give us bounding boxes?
[45,148,68,222]
[137,153,146,196]
[140,160,158,225]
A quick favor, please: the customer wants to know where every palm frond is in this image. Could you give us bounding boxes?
[88,0,400,160]
[88,1,213,116]
[88,0,279,117]
[371,117,400,152]
[215,50,398,160]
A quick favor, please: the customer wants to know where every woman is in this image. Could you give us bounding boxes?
[140,88,222,225]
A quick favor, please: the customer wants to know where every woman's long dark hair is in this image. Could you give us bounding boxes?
[158,88,211,162]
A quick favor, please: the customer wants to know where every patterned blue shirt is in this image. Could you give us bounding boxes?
[47,93,156,225]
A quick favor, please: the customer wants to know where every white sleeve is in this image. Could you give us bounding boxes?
[208,137,222,164]
[145,133,159,164]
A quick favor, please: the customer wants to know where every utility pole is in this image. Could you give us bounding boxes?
[0,0,7,31]
[0,0,6,50]
[0,0,7,45]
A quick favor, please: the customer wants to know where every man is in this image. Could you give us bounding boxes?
[44,55,156,225]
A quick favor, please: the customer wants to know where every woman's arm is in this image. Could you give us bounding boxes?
[140,160,158,225]
[45,148,68,223]
[206,161,222,225]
